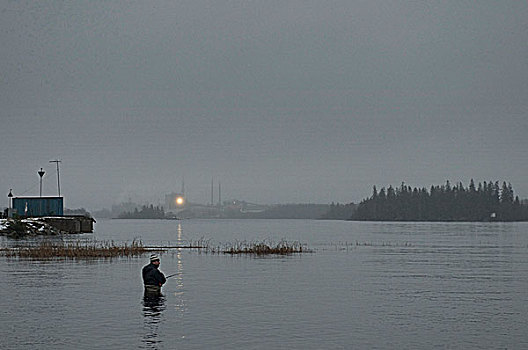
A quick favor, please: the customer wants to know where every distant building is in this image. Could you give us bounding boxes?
[227,200,267,213]
[12,197,64,217]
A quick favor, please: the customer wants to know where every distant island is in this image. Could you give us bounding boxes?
[118,205,166,219]
[353,180,528,222]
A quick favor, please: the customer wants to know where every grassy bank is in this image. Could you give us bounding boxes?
[0,239,310,259]
[0,240,152,259]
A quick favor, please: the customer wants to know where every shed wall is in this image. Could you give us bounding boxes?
[12,197,64,216]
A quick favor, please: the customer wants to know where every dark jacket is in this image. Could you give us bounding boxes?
[142,263,166,286]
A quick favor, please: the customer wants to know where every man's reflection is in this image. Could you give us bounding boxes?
[141,291,166,348]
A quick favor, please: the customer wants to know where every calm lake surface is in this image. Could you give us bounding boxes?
[1,219,527,349]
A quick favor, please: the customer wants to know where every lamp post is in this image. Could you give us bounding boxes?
[38,168,45,197]
[49,160,61,196]
[7,189,13,218]
[38,168,45,216]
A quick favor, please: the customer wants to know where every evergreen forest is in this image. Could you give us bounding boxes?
[353,180,528,222]
[118,204,165,219]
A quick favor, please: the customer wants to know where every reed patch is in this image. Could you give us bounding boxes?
[214,240,308,255]
[0,239,153,259]
[0,238,310,259]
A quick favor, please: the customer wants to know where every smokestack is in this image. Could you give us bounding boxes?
[218,181,221,206]
[181,177,185,195]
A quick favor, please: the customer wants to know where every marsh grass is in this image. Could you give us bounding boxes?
[218,240,308,255]
[0,239,154,259]
[0,238,310,259]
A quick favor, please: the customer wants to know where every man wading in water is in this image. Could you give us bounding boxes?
[142,254,166,294]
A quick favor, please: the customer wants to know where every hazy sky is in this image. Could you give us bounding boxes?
[1,1,527,210]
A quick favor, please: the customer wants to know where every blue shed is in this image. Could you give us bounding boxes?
[12,197,64,217]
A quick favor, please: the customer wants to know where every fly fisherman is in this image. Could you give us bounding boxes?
[142,254,166,294]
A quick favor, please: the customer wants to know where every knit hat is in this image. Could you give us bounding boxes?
[150,254,160,262]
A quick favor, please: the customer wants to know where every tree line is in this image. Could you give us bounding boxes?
[118,204,165,219]
[321,202,357,220]
[353,180,528,221]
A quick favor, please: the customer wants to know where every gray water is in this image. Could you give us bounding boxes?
[1,219,527,349]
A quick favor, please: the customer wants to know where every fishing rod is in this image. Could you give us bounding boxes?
[165,273,178,279]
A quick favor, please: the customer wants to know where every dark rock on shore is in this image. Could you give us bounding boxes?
[0,219,61,238]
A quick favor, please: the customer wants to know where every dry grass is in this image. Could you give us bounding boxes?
[0,238,310,259]
[0,239,155,259]
[219,240,308,255]
[144,239,309,255]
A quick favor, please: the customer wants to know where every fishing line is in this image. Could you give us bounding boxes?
[18,183,38,196]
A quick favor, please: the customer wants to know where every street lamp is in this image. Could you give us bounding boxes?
[38,168,45,197]
[7,189,13,218]
[49,160,61,196]
[8,189,13,208]
[38,168,45,216]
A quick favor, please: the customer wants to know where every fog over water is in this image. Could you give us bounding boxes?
[1,1,527,210]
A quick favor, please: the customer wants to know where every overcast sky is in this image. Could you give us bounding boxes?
[1,1,527,210]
